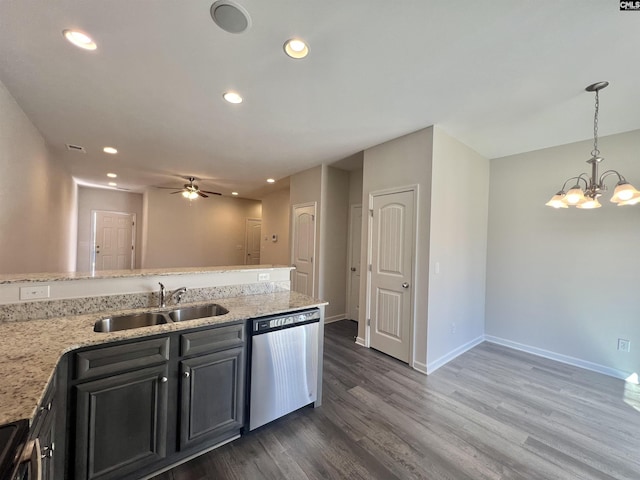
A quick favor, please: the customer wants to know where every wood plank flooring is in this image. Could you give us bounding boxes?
[152,321,640,480]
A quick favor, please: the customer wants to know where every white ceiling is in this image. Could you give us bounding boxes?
[1,1,639,197]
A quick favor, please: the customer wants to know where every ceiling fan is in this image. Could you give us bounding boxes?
[154,177,222,199]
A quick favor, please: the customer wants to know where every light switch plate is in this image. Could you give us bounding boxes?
[20,285,50,300]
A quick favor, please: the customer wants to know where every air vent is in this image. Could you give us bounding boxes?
[210,1,251,34]
[65,144,86,153]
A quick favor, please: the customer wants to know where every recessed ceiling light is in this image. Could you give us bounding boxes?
[108,182,117,187]
[63,29,97,50]
[267,178,275,183]
[106,173,117,178]
[231,191,239,196]
[103,147,118,154]
[223,91,243,104]
[284,38,309,59]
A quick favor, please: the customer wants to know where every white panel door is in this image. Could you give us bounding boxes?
[347,205,362,321]
[291,203,316,297]
[245,218,262,265]
[369,190,415,363]
[92,211,135,271]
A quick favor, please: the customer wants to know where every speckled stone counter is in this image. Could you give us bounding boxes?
[0,290,326,425]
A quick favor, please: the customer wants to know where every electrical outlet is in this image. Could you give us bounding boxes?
[618,338,631,352]
[20,285,50,300]
[258,273,270,282]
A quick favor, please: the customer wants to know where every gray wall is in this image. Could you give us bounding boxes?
[260,187,290,265]
[0,79,76,274]
[76,187,144,272]
[486,129,640,375]
[320,166,349,320]
[427,127,489,370]
[142,187,261,268]
[361,127,434,369]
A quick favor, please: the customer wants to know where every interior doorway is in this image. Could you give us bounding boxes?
[245,218,262,265]
[91,210,136,271]
[347,204,362,322]
[366,187,416,364]
[291,202,316,296]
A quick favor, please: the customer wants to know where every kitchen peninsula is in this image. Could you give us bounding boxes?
[0,265,326,480]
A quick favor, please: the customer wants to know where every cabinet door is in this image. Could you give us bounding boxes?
[179,347,245,451]
[73,364,169,480]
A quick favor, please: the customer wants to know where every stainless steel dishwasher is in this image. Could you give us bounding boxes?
[248,308,320,431]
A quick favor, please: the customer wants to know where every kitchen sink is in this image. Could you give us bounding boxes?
[94,304,229,332]
[168,304,229,322]
[93,312,170,332]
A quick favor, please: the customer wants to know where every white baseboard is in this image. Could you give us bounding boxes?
[484,335,631,380]
[426,335,485,375]
[412,359,428,375]
[355,336,366,347]
[325,313,346,324]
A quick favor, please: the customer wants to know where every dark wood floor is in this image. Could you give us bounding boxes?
[152,320,640,480]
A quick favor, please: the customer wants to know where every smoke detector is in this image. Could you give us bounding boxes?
[210,1,251,34]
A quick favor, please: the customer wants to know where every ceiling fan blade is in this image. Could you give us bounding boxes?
[198,191,209,198]
[170,190,183,194]
[154,185,182,190]
[200,190,222,196]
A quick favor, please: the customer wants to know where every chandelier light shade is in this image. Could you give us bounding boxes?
[546,81,640,209]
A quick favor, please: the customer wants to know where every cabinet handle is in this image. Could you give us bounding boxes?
[183,371,190,378]
[41,444,54,459]
[160,376,168,383]
[39,402,52,412]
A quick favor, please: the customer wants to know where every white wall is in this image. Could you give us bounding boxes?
[320,166,349,320]
[76,187,144,272]
[0,79,75,274]
[361,127,434,368]
[426,127,489,371]
[260,188,290,265]
[486,129,640,376]
[142,187,261,268]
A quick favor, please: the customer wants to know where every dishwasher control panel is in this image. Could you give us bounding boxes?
[253,309,320,333]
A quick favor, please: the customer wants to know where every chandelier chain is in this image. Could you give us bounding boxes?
[592,89,599,158]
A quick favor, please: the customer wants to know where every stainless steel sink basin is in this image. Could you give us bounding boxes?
[168,304,229,322]
[94,312,170,333]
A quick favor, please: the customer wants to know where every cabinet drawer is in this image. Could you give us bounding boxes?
[74,337,170,381]
[180,322,244,357]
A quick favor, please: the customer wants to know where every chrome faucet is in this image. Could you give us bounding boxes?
[158,282,187,308]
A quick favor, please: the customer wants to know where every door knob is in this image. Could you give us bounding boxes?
[183,371,190,378]
[160,376,168,383]
[351,267,356,272]
[402,282,409,289]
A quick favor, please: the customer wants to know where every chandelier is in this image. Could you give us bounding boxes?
[546,81,640,209]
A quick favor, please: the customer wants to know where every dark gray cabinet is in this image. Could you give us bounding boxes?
[73,363,169,480]
[179,346,245,450]
[68,321,245,479]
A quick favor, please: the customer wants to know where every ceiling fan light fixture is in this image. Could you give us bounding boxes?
[63,29,97,50]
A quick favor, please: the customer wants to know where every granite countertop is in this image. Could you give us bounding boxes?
[0,290,326,425]
[0,264,293,284]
